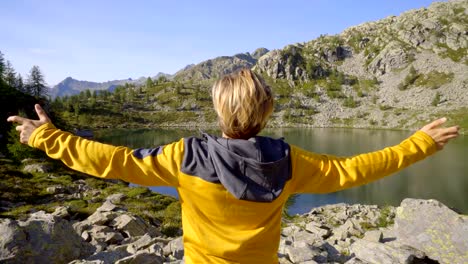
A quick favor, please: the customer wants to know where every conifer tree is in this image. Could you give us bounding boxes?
[26,65,47,97]
[4,61,17,88]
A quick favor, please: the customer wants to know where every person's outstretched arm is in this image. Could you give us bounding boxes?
[289,118,460,193]
[7,104,181,187]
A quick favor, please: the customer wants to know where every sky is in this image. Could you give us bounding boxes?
[1,0,445,86]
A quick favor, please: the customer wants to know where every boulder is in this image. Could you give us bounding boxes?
[22,163,52,173]
[126,234,158,254]
[110,214,150,238]
[114,252,164,264]
[350,239,423,264]
[163,237,184,260]
[284,245,326,263]
[394,198,468,264]
[0,211,93,263]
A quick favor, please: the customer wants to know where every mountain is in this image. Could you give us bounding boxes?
[250,0,467,128]
[167,0,466,129]
[173,48,269,81]
[50,72,173,98]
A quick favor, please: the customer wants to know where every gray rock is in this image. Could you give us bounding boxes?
[85,246,130,264]
[284,245,326,263]
[87,211,119,226]
[0,211,93,263]
[394,198,468,264]
[88,225,124,244]
[22,163,52,173]
[350,239,420,264]
[110,214,150,238]
[52,206,70,218]
[106,193,127,203]
[46,184,66,194]
[362,230,383,243]
[305,222,330,239]
[163,237,184,259]
[331,219,364,241]
[97,200,119,212]
[115,252,164,264]
[126,234,158,254]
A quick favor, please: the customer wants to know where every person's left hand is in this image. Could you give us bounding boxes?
[7,104,52,144]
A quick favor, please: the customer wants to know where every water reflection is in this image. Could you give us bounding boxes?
[96,128,468,214]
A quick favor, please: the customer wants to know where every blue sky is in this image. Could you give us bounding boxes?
[2,0,443,85]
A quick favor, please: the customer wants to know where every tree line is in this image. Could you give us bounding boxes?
[0,51,48,98]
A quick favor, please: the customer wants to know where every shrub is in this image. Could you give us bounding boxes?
[432,92,441,106]
[398,66,420,91]
[343,96,358,108]
[6,127,45,162]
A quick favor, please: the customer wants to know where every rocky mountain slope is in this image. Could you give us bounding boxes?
[49,0,467,132]
[173,48,269,82]
[252,0,467,130]
[50,72,172,98]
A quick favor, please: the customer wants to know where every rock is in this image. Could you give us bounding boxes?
[330,219,364,241]
[110,214,150,238]
[163,237,184,259]
[52,205,70,218]
[85,246,130,264]
[350,239,422,264]
[114,252,164,264]
[97,200,119,212]
[322,241,353,262]
[284,245,326,263]
[106,193,126,203]
[126,234,158,254]
[367,41,411,76]
[362,230,383,243]
[0,211,93,263]
[281,225,301,237]
[394,198,468,264]
[86,211,119,226]
[22,163,52,173]
[88,225,125,245]
[305,222,330,239]
[46,184,66,194]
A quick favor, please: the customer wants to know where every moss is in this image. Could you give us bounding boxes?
[415,71,454,89]
[377,206,395,228]
[436,43,467,63]
[126,186,151,198]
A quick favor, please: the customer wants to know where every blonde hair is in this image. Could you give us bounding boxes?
[212,68,274,139]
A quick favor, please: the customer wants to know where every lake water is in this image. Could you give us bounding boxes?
[96,128,468,214]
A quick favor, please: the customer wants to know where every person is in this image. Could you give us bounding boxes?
[7,69,460,263]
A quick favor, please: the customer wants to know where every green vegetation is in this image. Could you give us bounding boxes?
[377,206,395,228]
[343,96,358,108]
[436,43,467,64]
[432,92,441,106]
[415,71,454,89]
[0,159,181,236]
[398,66,420,90]
[399,67,455,91]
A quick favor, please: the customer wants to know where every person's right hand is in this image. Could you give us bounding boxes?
[419,117,460,150]
[6,104,52,144]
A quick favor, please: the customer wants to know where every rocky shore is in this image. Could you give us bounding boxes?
[1,196,467,264]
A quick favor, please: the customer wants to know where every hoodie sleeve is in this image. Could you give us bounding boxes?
[289,131,437,194]
[29,123,183,187]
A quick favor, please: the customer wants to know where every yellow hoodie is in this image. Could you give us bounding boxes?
[29,123,436,263]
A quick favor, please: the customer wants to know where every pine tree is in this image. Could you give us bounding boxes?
[146,77,154,89]
[4,61,17,88]
[16,73,24,92]
[0,51,5,84]
[26,65,47,97]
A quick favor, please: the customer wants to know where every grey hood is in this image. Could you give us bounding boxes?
[181,133,291,202]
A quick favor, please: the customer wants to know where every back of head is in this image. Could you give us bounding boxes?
[212,68,274,139]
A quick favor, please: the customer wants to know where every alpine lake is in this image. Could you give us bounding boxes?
[96,127,468,215]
